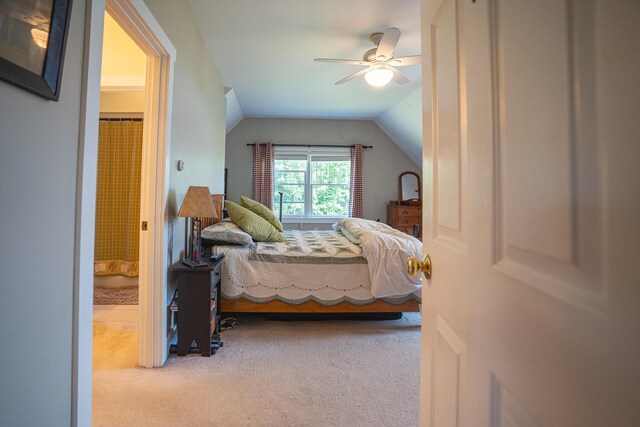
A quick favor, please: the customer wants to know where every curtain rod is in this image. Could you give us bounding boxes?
[99,118,144,122]
[246,143,372,149]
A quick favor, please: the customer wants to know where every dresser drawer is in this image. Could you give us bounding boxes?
[388,203,422,238]
[396,215,421,225]
[397,226,414,235]
[397,208,421,217]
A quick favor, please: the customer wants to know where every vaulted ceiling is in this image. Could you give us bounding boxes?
[187,0,422,164]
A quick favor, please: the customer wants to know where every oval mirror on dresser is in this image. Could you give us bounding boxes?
[399,171,421,204]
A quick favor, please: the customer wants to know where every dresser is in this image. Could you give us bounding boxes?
[387,204,422,238]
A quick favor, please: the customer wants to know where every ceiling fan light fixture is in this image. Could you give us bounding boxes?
[365,67,393,87]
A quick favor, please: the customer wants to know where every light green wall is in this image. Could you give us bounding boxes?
[0,0,227,423]
[0,1,87,425]
[99,91,146,113]
[142,0,227,316]
[225,118,421,229]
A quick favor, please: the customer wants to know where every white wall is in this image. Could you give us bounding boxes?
[0,1,87,425]
[0,0,227,423]
[375,88,423,167]
[225,118,421,229]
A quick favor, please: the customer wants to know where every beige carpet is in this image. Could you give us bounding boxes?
[93,313,421,427]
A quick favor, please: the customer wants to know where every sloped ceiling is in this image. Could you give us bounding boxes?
[225,88,244,133]
[188,0,422,156]
[375,88,422,167]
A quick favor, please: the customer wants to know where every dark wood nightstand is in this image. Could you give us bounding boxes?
[172,257,224,356]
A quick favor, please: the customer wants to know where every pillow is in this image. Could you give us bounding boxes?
[201,219,253,245]
[240,196,283,232]
[338,225,362,245]
[226,201,286,242]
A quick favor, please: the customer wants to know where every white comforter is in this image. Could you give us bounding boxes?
[335,218,423,298]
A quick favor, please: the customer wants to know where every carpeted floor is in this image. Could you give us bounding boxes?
[93,313,421,427]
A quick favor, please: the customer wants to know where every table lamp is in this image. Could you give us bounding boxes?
[178,186,218,267]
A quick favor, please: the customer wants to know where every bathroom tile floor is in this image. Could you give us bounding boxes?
[93,305,139,329]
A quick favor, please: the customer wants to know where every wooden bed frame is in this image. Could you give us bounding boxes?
[206,194,420,314]
[221,297,420,313]
[202,194,225,228]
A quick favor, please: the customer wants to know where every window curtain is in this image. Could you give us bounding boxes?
[349,144,364,218]
[94,120,143,277]
[252,142,275,209]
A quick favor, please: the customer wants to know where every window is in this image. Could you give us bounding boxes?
[274,148,351,219]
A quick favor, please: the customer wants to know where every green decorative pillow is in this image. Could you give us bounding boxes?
[240,196,284,232]
[225,201,286,242]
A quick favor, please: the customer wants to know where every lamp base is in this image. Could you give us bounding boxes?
[181,259,209,268]
[183,217,209,268]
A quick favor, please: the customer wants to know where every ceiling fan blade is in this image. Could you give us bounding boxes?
[376,27,401,59]
[335,68,370,85]
[391,67,409,85]
[389,55,422,66]
[314,58,370,66]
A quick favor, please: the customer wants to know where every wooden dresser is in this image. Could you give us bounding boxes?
[387,204,422,238]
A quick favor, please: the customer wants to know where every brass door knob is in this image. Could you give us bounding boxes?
[407,255,432,279]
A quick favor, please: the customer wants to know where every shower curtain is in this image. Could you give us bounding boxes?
[94,120,143,277]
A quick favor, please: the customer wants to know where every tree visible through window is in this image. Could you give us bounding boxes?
[274,155,306,216]
[274,149,351,218]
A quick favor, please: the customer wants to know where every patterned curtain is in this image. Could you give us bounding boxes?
[252,142,275,209]
[349,144,364,218]
[94,120,143,277]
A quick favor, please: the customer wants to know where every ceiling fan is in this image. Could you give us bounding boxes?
[314,27,421,87]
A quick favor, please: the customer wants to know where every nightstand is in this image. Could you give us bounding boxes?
[172,257,224,356]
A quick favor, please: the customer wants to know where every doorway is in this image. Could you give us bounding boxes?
[73,0,176,424]
[92,10,146,371]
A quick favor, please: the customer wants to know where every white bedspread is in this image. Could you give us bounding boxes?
[217,230,375,304]
[336,218,423,298]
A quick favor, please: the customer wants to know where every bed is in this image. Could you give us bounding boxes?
[203,214,422,314]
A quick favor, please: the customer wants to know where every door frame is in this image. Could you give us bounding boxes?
[72,0,175,424]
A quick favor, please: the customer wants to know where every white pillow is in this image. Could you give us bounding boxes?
[338,226,362,245]
[201,219,253,245]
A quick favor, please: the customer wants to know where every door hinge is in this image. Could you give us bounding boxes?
[141,221,148,231]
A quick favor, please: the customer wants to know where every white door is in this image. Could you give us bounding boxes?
[419,0,640,426]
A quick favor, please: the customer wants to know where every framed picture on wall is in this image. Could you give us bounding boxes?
[0,0,73,101]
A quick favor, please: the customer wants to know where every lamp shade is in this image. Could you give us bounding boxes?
[178,186,217,218]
